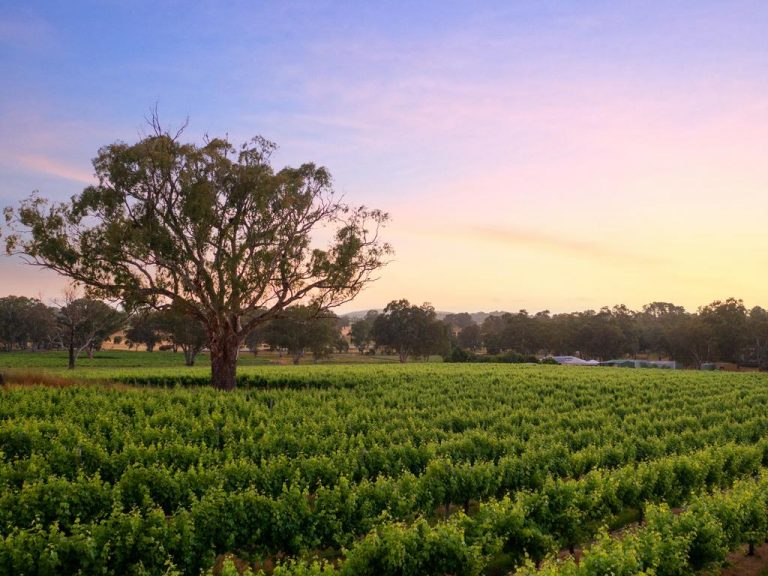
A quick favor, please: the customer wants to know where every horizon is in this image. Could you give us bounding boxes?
[1,289,762,318]
[2,1,767,312]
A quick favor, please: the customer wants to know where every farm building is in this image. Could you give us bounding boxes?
[549,355,599,366]
[601,359,678,369]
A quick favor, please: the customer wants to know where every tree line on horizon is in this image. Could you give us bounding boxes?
[349,297,768,368]
[0,294,204,368]
[0,294,356,367]
[2,294,767,369]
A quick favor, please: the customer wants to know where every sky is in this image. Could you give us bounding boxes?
[1,1,767,314]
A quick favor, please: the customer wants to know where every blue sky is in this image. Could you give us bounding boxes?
[2,1,767,311]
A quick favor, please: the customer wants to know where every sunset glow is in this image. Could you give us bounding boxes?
[1,1,766,313]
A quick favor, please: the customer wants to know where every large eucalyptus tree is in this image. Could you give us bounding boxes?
[5,121,390,389]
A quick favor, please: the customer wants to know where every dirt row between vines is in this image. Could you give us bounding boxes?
[718,543,768,576]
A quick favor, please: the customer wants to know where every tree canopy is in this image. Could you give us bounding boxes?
[372,300,452,362]
[350,310,379,353]
[125,310,163,352]
[5,120,390,388]
[56,295,125,368]
[264,305,341,364]
[0,296,55,351]
[157,304,208,366]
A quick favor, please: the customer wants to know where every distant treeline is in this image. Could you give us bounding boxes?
[350,298,768,368]
[0,296,348,368]
[3,295,767,369]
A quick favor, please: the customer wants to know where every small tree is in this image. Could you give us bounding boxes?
[0,296,56,351]
[157,305,208,366]
[0,296,30,351]
[350,310,378,353]
[457,324,482,351]
[638,302,686,360]
[748,307,768,370]
[25,301,57,350]
[666,314,715,368]
[264,305,340,364]
[55,294,125,368]
[372,299,451,362]
[334,332,350,354]
[125,310,162,352]
[5,119,390,389]
[699,298,749,364]
[244,321,267,356]
[444,312,474,330]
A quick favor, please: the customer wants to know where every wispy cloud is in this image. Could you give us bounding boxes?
[15,155,94,184]
[458,225,663,266]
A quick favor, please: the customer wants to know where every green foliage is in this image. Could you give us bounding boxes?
[264,306,341,364]
[56,296,126,368]
[445,349,540,363]
[371,300,451,362]
[349,311,378,353]
[5,125,390,389]
[456,324,482,351]
[155,305,208,366]
[125,310,163,352]
[0,296,56,351]
[340,518,483,576]
[0,365,768,574]
[519,474,768,576]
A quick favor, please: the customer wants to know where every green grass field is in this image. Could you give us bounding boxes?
[1,358,768,575]
[0,349,409,369]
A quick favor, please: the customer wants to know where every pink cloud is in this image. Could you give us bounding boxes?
[421,224,664,267]
[15,155,95,184]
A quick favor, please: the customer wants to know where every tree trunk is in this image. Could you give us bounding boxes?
[184,346,196,366]
[210,331,240,391]
[68,341,76,369]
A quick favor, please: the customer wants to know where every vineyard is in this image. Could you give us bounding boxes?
[2,364,768,575]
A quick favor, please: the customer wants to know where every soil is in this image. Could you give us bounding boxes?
[719,543,768,576]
